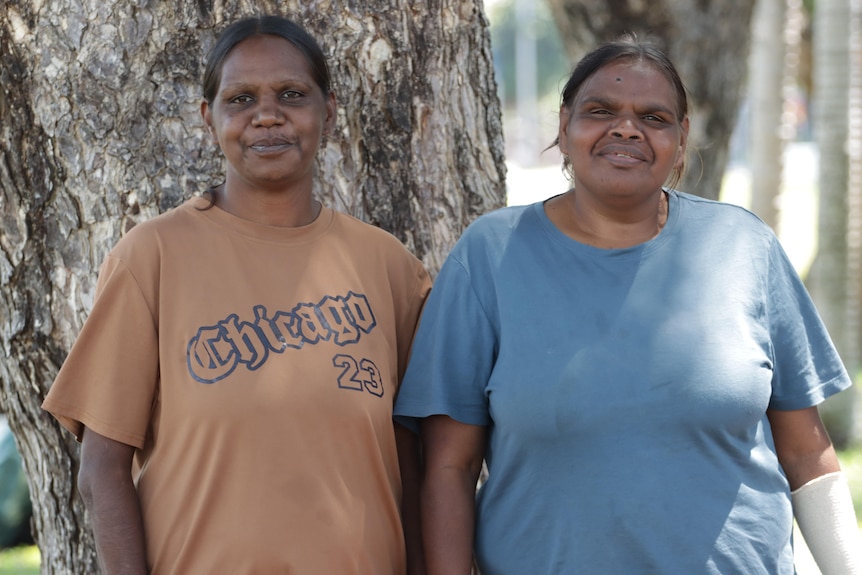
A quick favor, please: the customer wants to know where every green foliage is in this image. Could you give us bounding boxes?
[0,423,31,549]
[838,445,862,526]
[0,545,39,575]
[488,0,571,108]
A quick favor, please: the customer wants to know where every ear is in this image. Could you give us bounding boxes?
[200,100,217,144]
[674,115,690,169]
[322,91,337,136]
[557,106,572,156]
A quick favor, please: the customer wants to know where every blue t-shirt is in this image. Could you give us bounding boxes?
[394,190,852,575]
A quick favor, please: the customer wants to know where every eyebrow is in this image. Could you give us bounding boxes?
[219,77,314,93]
[579,95,676,117]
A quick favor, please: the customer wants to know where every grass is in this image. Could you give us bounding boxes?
[841,443,862,524]
[0,545,39,575]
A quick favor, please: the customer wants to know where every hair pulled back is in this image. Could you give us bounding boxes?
[553,35,690,187]
[561,35,688,119]
[203,15,332,103]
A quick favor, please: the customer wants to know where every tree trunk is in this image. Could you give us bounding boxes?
[544,0,755,200]
[845,0,862,442]
[0,1,505,572]
[808,0,858,447]
[748,0,786,230]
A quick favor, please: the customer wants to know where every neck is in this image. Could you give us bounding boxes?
[213,183,321,227]
[546,189,668,249]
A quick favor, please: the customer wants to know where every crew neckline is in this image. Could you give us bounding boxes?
[185,196,335,244]
[533,189,681,257]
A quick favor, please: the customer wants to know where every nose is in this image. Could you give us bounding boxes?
[252,98,285,127]
[610,116,643,139]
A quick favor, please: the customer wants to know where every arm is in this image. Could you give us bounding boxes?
[79,426,148,575]
[767,406,862,574]
[767,406,839,489]
[420,415,486,575]
[395,422,426,575]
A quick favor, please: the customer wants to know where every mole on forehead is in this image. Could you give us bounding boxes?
[616,77,622,82]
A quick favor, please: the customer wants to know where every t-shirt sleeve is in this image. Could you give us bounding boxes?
[394,260,432,386]
[393,254,496,431]
[41,254,159,448]
[766,237,852,410]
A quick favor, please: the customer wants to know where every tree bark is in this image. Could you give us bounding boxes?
[0,1,505,572]
[544,0,755,200]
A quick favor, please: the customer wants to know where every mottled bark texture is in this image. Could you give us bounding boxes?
[0,0,505,571]
[545,0,755,200]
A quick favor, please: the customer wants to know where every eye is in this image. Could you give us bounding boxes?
[280,90,304,101]
[228,94,254,105]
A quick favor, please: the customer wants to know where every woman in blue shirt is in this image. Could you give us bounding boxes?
[395,36,861,575]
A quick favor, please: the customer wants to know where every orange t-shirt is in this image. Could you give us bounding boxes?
[43,198,430,575]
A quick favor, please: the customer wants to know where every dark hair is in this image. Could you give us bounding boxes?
[552,34,690,186]
[199,15,332,207]
[202,15,332,103]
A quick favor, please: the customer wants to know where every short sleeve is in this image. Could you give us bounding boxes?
[42,255,159,448]
[394,261,432,386]
[393,254,497,431]
[767,237,852,410]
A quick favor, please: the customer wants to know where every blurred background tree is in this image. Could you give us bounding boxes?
[806,0,862,446]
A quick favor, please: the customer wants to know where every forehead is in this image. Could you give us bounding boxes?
[219,34,315,87]
[577,59,679,112]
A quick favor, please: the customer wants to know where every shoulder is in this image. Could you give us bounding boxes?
[99,198,209,283]
[448,203,536,266]
[329,210,428,278]
[330,210,408,247]
[112,198,204,253]
[454,203,534,250]
[463,203,534,237]
[330,210,420,262]
[673,190,769,228]
[671,190,776,244]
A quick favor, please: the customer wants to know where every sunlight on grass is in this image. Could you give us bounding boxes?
[839,444,862,526]
[0,545,40,575]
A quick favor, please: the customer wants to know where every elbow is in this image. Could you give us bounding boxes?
[77,428,135,510]
[77,455,99,509]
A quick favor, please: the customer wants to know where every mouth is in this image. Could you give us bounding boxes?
[248,137,295,153]
[600,145,648,163]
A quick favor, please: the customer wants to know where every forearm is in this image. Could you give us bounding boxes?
[767,407,860,573]
[767,407,840,490]
[395,424,426,575]
[420,415,485,575]
[81,466,148,574]
[421,466,477,575]
[79,428,148,575]
[778,441,841,491]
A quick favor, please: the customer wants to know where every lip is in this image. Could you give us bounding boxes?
[599,144,648,165]
[247,137,295,154]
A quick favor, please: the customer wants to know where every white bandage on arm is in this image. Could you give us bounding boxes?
[791,471,862,575]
